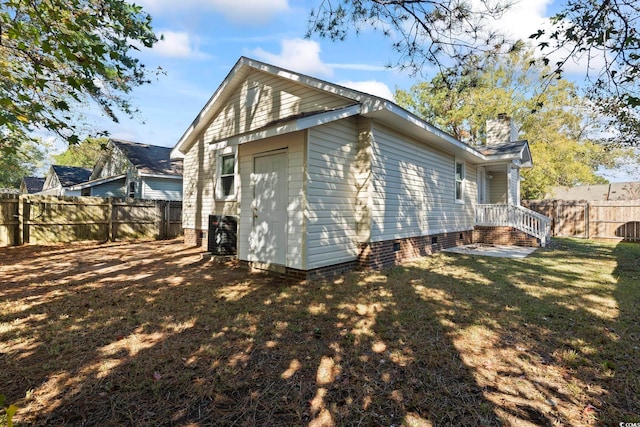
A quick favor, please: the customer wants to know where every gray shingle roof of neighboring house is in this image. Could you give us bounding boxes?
[110,139,183,176]
[545,182,640,200]
[52,165,92,187]
[22,176,45,193]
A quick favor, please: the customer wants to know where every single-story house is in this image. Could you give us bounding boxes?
[40,165,92,196]
[170,57,550,278]
[20,176,45,194]
[69,139,183,200]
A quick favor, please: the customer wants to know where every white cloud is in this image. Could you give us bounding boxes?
[249,39,334,77]
[490,0,553,41]
[153,30,208,59]
[481,0,602,76]
[338,80,394,101]
[137,0,289,24]
[328,63,389,72]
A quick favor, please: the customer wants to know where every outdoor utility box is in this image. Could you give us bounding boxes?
[208,215,238,255]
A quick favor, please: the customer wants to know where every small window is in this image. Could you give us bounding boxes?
[81,188,90,196]
[455,160,465,202]
[216,148,237,200]
[220,155,235,196]
[128,181,136,198]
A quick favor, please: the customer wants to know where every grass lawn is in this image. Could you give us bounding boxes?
[1,238,639,426]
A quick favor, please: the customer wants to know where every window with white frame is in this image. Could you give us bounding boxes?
[216,146,237,200]
[455,160,465,202]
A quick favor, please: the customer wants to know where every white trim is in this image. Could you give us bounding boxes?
[477,167,487,204]
[215,145,238,201]
[172,56,534,168]
[217,104,362,147]
[68,174,126,190]
[454,158,466,204]
[138,173,183,179]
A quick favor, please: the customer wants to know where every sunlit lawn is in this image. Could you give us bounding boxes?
[1,238,638,426]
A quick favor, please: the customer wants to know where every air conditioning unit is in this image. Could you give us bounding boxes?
[208,215,238,255]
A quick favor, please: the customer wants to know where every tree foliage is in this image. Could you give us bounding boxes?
[530,0,640,146]
[0,0,158,155]
[52,137,108,168]
[307,0,517,77]
[308,0,640,145]
[0,137,48,188]
[395,49,636,199]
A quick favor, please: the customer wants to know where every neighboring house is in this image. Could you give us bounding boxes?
[170,57,550,277]
[40,165,92,196]
[68,139,183,200]
[544,182,640,201]
[20,176,45,194]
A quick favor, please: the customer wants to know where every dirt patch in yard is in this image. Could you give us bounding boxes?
[1,238,639,426]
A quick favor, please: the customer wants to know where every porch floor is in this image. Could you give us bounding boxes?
[444,243,538,258]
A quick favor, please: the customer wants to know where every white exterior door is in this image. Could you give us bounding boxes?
[250,152,288,265]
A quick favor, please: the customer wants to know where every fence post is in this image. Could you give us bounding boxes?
[157,201,167,240]
[107,198,114,242]
[585,202,590,239]
[164,201,170,239]
[17,195,30,245]
[552,200,559,236]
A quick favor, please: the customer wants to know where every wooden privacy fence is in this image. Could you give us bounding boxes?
[0,194,182,247]
[523,200,640,241]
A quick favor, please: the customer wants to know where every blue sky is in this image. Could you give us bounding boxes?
[75,0,561,147]
[53,0,637,181]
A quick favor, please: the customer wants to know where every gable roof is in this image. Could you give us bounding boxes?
[476,140,533,167]
[171,56,532,167]
[22,176,45,193]
[110,139,183,176]
[52,165,92,187]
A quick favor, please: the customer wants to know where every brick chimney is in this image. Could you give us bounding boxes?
[485,113,517,145]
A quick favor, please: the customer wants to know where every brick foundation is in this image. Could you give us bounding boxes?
[190,226,540,279]
[359,230,474,270]
[473,226,540,247]
[184,228,207,248]
[248,260,360,281]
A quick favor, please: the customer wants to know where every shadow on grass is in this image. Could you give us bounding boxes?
[1,238,638,426]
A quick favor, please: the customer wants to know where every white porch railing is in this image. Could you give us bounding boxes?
[476,204,552,247]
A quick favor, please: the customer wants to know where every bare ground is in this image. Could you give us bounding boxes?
[1,238,639,426]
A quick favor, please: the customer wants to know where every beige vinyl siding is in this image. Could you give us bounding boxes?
[306,119,359,269]
[369,123,476,242]
[238,132,305,269]
[182,136,216,230]
[204,70,353,144]
[489,172,508,204]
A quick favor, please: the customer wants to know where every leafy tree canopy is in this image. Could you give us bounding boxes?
[0,0,158,156]
[394,49,637,199]
[308,0,640,146]
[0,136,48,188]
[52,137,108,168]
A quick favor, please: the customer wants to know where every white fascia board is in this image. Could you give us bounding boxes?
[68,174,127,190]
[172,60,249,158]
[139,173,183,179]
[218,104,362,147]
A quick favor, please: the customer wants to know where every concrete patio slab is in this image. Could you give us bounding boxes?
[443,244,538,258]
